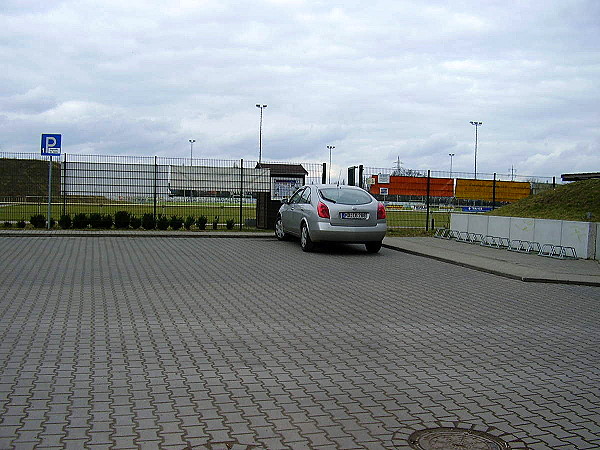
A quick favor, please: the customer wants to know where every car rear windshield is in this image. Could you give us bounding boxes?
[319,188,373,205]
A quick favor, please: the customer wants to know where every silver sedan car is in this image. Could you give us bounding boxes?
[275,184,387,253]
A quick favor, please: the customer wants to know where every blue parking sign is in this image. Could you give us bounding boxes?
[41,134,62,156]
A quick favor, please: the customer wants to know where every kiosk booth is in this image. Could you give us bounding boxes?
[255,163,309,229]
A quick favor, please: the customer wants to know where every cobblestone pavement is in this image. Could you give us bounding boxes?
[0,236,599,449]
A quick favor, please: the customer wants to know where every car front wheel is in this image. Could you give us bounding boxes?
[275,216,288,241]
[300,223,314,252]
[365,241,382,253]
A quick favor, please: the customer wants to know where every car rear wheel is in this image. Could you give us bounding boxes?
[365,241,382,253]
[300,223,314,252]
[275,216,288,241]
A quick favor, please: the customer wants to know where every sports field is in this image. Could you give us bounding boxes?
[0,200,452,229]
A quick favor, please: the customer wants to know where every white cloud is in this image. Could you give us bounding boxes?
[0,0,598,178]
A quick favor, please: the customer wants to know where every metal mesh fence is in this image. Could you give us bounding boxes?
[1,152,558,230]
[361,166,558,230]
[0,152,325,230]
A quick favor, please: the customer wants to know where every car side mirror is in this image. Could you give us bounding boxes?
[281,198,289,204]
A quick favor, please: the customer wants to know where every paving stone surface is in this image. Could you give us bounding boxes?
[0,236,599,449]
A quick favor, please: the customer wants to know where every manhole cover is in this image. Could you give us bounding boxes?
[409,427,510,450]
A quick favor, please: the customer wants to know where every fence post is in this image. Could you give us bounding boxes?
[426,170,431,231]
[239,159,244,231]
[46,156,53,229]
[62,154,67,217]
[153,156,157,224]
[492,173,496,210]
[322,163,327,184]
[552,176,556,189]
[358,165,364,188]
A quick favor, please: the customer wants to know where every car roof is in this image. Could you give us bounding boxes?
[307,184,363,189]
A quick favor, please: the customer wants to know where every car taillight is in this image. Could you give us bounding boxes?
[317,201,330,218]
[377,202,386,220]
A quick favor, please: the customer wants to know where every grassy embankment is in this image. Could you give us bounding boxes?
[486,178,600,222]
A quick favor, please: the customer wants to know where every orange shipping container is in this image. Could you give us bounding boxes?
[455,179,531,202]
[370,175,454,197]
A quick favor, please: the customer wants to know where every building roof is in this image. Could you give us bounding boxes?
[561,172,600,181]
[255,163,309,176]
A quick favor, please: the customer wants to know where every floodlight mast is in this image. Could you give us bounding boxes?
[469,121,483,179]
[189,139,195,166]
[256,104,267,162]
[326,145,335,183]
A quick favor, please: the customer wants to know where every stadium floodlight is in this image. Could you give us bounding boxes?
[256,104,267,162]
[469,121,483,179]
[189,139,195,166]
[326,145,335,183]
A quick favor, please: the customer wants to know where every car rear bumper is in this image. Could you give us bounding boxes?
[309,221,387,243]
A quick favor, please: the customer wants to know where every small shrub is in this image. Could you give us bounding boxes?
[114,211,130,229]
[212,215,219,230]
[100,214,113,229]
[141,213,155,230]
[49,217,55,228]
[142,213,156,230]
[226,219,235,230]
[72,213,89,229]
[30,214,46,228]
[156,215,170,230]
[169,215,183,230]
[130,216,142,229]
[17,219,26,228]
[3,221,12,228]
[89,213,103,229]
[196,215,208,230]
[184,215,195,230]
[58,214,72,229]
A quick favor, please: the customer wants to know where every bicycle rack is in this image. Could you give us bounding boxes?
[480,235,496,247]
[540,243,554,256]
[457,231,471,243]
[539,244,578,259]
[466,233,483,244]
[433,228,450,239]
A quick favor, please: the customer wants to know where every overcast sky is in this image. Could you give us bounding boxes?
[1,0,599,180]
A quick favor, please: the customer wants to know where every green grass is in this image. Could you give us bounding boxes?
[1,200,452,228]
[386,210,450,228]
[486,179,600,222]
[0,201,256,223]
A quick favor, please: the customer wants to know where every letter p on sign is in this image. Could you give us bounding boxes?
[41,134,62,156]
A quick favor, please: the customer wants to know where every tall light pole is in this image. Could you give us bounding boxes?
[449,153,455,178]
[189,139,195,166]
[256,104,267,162]
[326,145,335,183]
[469,121,482,179]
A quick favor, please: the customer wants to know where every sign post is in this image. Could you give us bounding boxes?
[41,134,62,229]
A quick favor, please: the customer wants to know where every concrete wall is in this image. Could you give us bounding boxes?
[467,215,488,235]
[450,213,599,260]
[509,218,535,242]
[451,214,469,232]
[487,216,510,238]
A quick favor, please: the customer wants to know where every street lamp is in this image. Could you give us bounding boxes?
[189,139,195,166]
[326,145,335,183]
[449,153,455,178]
[469,121,483,179]
[256,104,267,162]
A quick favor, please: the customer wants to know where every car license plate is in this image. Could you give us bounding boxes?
[340,212,368,219]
